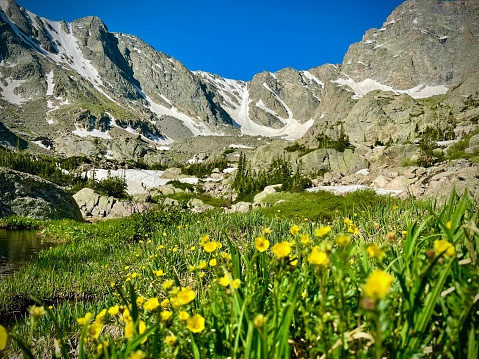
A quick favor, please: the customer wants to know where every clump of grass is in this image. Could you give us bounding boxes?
[0,193,477,358]
[0,216,44,229]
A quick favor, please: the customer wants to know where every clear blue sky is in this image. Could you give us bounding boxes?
[16,0,404,81]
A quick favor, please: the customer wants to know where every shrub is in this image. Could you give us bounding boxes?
[93,176,129,199]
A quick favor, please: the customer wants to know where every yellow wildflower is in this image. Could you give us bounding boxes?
[28,305,46,320]
[367,244,385,260]
[262,227,272,235]
[231,279,241,289]
[308,246,329,266]
[77,312,92,326]
[175,287,196,306]
[402,230,408,238]
[153,269,165,277]
[203,241,218,253]
[221,252,229,259]
[143,298,160,312]
[253,314,265,328]
[300,233,311,245]
[189,265,196,272]
[363,270,394,301]
[446,220,452,229]
[200,234,210,245]
[0,325,8,351]
[272,241,291,259]
[160,298,170,308]
[344,218,352,225]
[199,261,207,270]
[190,246,196,251]
[165,335,177,346]
[336,234,351,247]
[88,322,103,339]
[129,350,146,359]
[290,225,300,236]
[124,320,146,338]
[255,236,270,252]
[434,239,456,257]
[160,311,173,321]
[209,258,217,267]
[108,305,119,316]
[219,275,229,287]
[314,226,331,238]
[187,314,205,333]
[122,308,132,323]
[348,224,359,235]
[179,311,189,320]
[163,280,175,291]
[95,309,107,322]
[136,296,145,307]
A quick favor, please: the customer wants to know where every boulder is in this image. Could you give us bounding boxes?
[230,202,252,213]
[188,198,214,213]
[253,184,282,203]
[0,167,83,220]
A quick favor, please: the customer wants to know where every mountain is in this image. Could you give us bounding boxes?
[1,0,478,166]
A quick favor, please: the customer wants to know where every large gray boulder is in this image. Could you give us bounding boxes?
[0,167,83,220]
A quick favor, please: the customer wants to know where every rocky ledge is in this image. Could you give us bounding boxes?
[0,167,83,220]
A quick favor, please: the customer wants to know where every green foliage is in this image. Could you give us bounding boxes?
[0,216,44,229]
[316,125,353,153]
[93,176,129,199]
[259,189,399,221]
[181,157,229,178]
[446,129,479,160]
[223,148,235,155]
[166,180,195,192]
[233,154,311,202]
[0,146,87,187]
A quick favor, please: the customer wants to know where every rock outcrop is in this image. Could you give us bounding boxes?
[0,167,83,220]
[73,187,151,219]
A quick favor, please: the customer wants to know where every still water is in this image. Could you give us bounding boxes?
[0,229,52,276]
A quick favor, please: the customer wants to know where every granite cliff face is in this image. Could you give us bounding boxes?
[0,0,478,165]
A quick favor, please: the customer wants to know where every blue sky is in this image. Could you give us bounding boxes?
[16,0,404,81]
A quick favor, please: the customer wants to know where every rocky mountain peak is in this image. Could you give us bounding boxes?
[340,0,479,92]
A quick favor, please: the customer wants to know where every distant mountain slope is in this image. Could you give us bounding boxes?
[0,0,478,165]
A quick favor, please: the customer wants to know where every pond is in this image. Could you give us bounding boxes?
[0,229,52,277]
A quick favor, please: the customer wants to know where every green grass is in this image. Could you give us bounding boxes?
[0,192,477,358]
[447,129,479,160]
[0,216,44,229]
[258,189,403,222]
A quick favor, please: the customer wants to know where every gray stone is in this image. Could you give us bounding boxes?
[0,167,83,220]
[73,188,100,214]
[253,184,282,203]
[188,198,214,213]
[328,149,369,176]
[230,202,252,213]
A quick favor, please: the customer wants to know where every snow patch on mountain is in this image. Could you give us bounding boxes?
[302,71,324,88]
[72,126,111,139]
[333,76,448,99]
[46,71,54,96]
[0,78,28,104]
